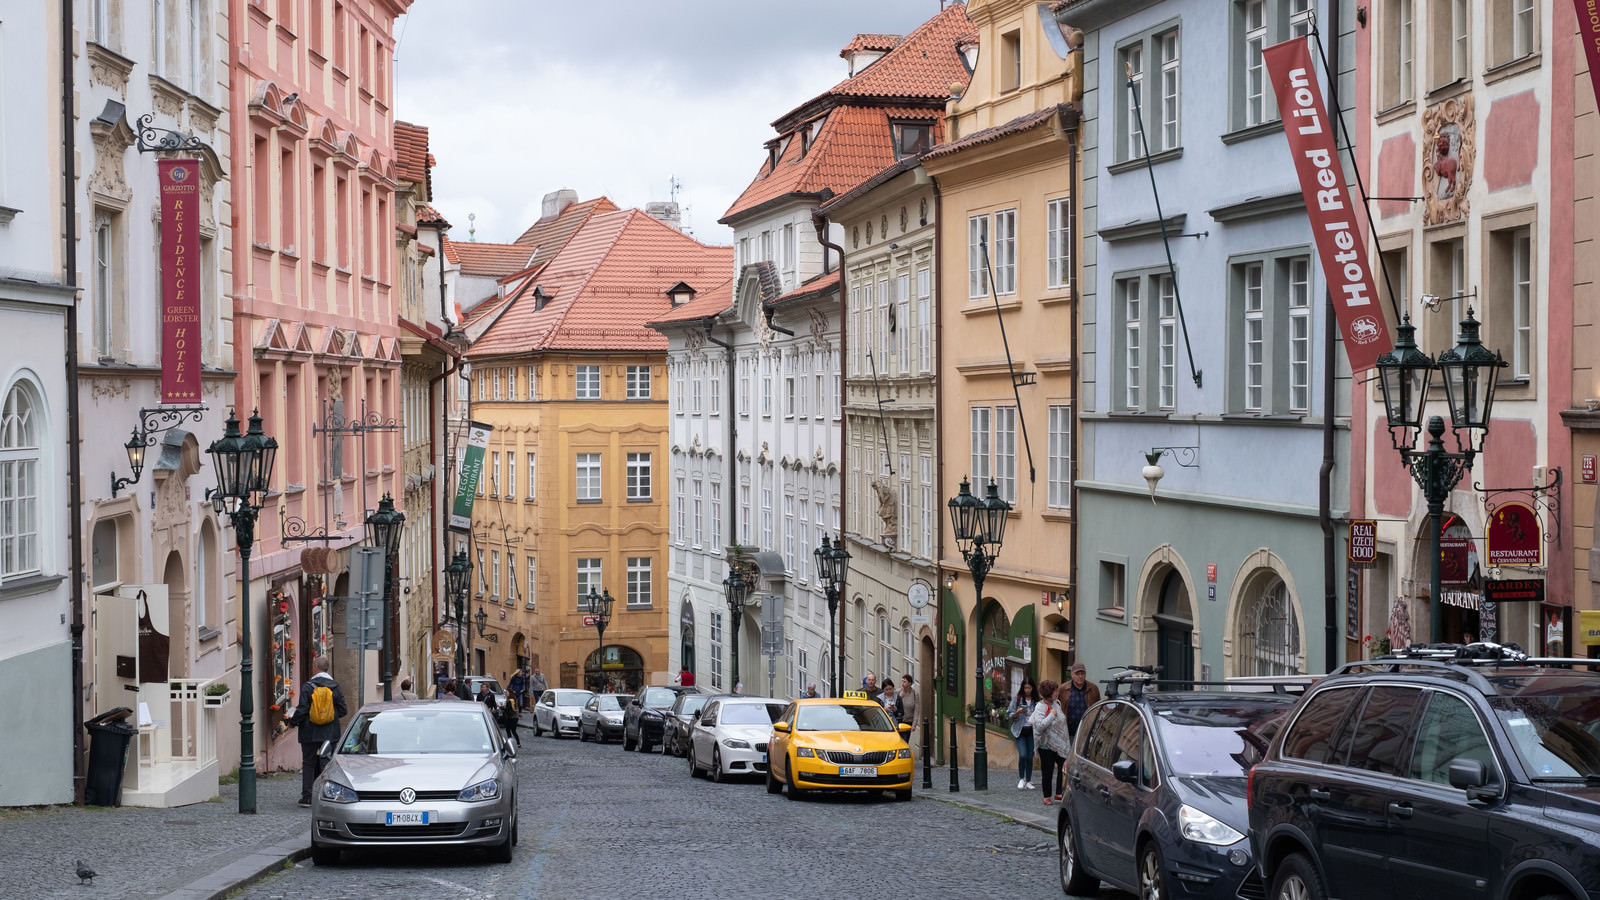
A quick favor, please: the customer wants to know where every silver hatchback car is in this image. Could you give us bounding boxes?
[310,700,518,865]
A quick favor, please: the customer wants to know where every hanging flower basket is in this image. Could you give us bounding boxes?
[203,684,232,707]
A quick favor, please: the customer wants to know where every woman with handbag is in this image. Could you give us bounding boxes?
[1031,679,1073,805]
[1008,679,1038,790]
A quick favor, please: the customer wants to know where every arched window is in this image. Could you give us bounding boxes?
[980,601,1011,710]
[1,382,41,579]
[877,610,892,680]
[901,618,914,671]
[1239,576,1300,676]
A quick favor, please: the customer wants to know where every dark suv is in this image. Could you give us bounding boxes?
[1249,644,1600,900]
[621,684,698,752]
[1057,672,1300,900]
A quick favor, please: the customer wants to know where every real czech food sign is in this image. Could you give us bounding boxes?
[159,159,201,402]
[1263,38,1393,372]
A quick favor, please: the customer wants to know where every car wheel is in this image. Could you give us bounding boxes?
[688,745,701,778]
[1058,811,1098,895]
[766,764,783,794]
[894,788,912,802]
[623,727,636,751]
[310,842,339,867]
[1269,853,1327,900]
[711,747,725,783]
[487,828,513,864]
[640,733,654,753]
[1139,842,1166,900]
[786,775,805,801]
[530,718,541,737]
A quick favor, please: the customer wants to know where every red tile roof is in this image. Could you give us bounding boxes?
[513,197,618,247]
[418,204,449,227]
[922,104,1079,161]
[441,236,536,278]
[469,209,734,356]
[645,277,737,326]
[830,4,975,101]
[841,33,900,55]
[769,269,840,308]
[394,121,431,191]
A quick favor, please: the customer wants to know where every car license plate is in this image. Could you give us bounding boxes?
[839,766,877,777]
[386,811,429,826]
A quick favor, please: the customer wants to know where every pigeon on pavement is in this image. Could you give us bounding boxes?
[75,860,96,885]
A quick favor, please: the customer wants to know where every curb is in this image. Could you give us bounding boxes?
[922,792,1056,834]
[158,831,310,900]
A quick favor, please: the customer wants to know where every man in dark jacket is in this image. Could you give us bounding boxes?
[1064,661,1101,738]
[287,655,347,807]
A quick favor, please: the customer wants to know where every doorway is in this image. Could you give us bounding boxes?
[1154,569,1193,682]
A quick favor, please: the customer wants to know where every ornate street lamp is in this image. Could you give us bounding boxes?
[1374,309,1504,643]
[814,534,850,697]
[474,605,489,638]
[723,567,752,689]
[364,494,404,701]
[585,587,615,689]
[208,408,279,814]
[947,476,1010,791]
[445,548,473,691]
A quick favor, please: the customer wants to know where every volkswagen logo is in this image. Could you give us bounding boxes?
[399,787,416,805]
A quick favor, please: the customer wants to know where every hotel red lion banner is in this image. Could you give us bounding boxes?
[159,159,201,402]
[1263,38,1393,372]
[1578,0,1600,109]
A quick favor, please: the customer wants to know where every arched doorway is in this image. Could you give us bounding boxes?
[1154,569,1193,682]
[679,597,696,681]
[1236,574,1302,676]
[583,644,645,693]
[512,633,530,672]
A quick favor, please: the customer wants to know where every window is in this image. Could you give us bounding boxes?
[761,358,772,417]
[1123,40,1145,159]
[967,215,989,299]
[0,382,42,579]
[1157,274,1177,410]
[1234,0,1313,129]
[575,365,600,400]
[740,477,751,546]
[1099,559,1126,615]
[491,452,501,496]
[710,611,724,689]
[710,361,721,415]
[692,479,703,546]
[761,473,774,552]
[1159,30,1181,149]
[507,367,517,399]
[1382,0,1416,108]
[916,267,932,372]
[1427,237,1467,356]
[1243,0,1268,127]
[1226,251,1315,414]
[626,365,651,399]
[1487,222,1534,381]
[1431,0,1469,87]
[526,453,537,500]
[784,374,795,418]
[920,455,934,556]
[892,121,932,158]
[1346,686,1424,774]
[783,495,796,573]
[878,611,893,677]
[626,557,652,608]
[490,550,500,601]
[1117,26,1181,161]
[896,274,911,365]
[739,358,751,416]
[527,366,539,400]
[492,369,502,401]
[1048,405,1072,509]
[994,406,1017,503]
[969,407,991,487]
[1000,29,1022,92]
[1237,576,1301,676]
[1490,0,1537,66]
[1047,199,1071,290]
[506,452,516,498]
[711,483,722,549]
[90,0,110,45]
[1121,276,1143,410]
[525,556,537,609]
[626,452,651,501]
[575,558,601,610]
[692,361,704,414]
[1288,257,1311,412]
[93,210,121,360]
[1243,262,1265,411]
[576,453,601,502]
[674,477,686,542]
[1410,693,1497,786]
[992,209,1017,295]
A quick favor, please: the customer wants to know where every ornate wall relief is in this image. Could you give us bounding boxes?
[1421,95,1475,227]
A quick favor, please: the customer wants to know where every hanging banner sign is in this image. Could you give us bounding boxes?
[1486,501,1543,567]
[1576,0,1600,111]
[1348,520,1377,565]
[1263,38,1393,372]
[158,159,202,402]
[449,421,493,532]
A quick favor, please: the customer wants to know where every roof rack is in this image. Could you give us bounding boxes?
[1100,670,1309,699]
[1331,642,1600,692]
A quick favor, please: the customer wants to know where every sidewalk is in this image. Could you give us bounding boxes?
[0,769,311,900]
[915,759,1058,835]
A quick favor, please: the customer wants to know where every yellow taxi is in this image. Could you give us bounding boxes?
[765,693,914,801]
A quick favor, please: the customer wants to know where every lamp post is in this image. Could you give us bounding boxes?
[723,567,751,689]
[814,534,850,697]
[947,476,1010,791]
[445,549,473,692]
[207,408,278,814]
[364,494,405,701]
[585,587,615,691]
[1375,309,1504,644]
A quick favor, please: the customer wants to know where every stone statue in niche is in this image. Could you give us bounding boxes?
[1421,95,1474,226]
[872,478,898,541]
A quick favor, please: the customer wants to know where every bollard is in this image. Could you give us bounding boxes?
[948,714,960,792]
[922,717,933,789]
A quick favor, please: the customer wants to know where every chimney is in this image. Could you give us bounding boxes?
[645,201,682,232]
[541,188,578,220]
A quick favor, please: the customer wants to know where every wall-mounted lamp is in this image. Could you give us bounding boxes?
[111,405,208,497]
[1140,446,1199,504]
[474,604,489,638]
[1419,288,1477,313]
[110,429,147,497]
[943,572,958,590]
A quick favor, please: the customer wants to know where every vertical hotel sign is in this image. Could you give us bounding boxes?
[1578,0,1600,110]
[1262,38,1393,372]
[449,421,493,533]
[159,159,201,402]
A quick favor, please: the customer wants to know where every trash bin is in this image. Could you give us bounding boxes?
[84,707,136,807]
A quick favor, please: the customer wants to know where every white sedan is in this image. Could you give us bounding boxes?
[531,689,593,739]
[687,697,786,783]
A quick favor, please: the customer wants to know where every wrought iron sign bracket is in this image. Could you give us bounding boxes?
[1474,467,1562,549]
[1147,445,1200,468]
[134,113,208,154]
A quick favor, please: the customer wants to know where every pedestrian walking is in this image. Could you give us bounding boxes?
[862,673,878,697]
[286,655,347,808]
[803,684,818,699]
[897,674,919,737]
[528,667,548,705]
[438,678,460,699]
[1030,679,1073,805]
[1064,661,1100,738]
[499,695,521,748]
[508,668,527,709]
[398,678,419,701]
[1008,679,1037,790]
[477,680,498,711]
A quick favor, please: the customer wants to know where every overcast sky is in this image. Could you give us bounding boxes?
[392,0,952,246]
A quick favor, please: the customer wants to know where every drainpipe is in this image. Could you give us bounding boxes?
[1066,112,1081,670]
[63,0,87,803]
[929,174,946,766]
[1320,0,1344,672]
[704,318,738,546]
[811,209,845,685]
[427,348,465,632]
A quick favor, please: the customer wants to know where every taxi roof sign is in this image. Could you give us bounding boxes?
[841,690,869,700]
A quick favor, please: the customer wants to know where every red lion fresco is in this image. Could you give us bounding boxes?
[1433,134,1459,198]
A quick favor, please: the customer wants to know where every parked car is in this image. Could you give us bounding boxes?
[578,693,630,743]
[622,684,699,752]
[309,700,517,865]
[1056,674,1298,899]
[663,691,718,757]
[531,688,592,739]
[687,697,786,782]
[1249,644,1600,900]
[766,695,914,801]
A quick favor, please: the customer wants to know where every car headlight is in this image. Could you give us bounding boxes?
[1179,804,1244,845]
[320,780,359,804]
[722,738,751,749]
[896,748,912,759]
[559,714,576,722]
[796,747,816,758]
[458,778,501,803]
[605,714,623,723]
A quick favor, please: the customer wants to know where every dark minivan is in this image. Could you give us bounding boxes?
[1249,647,1600,900]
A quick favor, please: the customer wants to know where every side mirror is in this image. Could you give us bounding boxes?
[1111,758,1139,784]
[898,723,912,735]
[772,721,791,734]
[1447,757,1498,802]
[691,709,702,721]
[502,742,517,761]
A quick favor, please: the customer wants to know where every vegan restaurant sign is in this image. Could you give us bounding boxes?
[448,421,493,533]
[159,159,202,403]
[1263,37,1393,372]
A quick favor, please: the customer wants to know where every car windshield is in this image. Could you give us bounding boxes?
[1489,679,1600,780]
[474,679,502,694]
[677,696,709,716]
[796,703,893,732]
[596,695,624,711]
[1150,700,1293,776]
[340,708,495,755]
[721,703,785,725]
[553,690,592,707]
[642,687,679,708]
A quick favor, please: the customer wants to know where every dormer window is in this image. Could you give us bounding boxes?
[892,121,932,159]
[533,285,550,311]
[801,116,827,157]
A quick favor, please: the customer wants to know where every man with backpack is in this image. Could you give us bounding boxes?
[287,655,347,808]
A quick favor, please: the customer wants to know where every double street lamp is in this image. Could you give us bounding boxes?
[947,476,1010,791]
[207,409,278,814]
[813,534,850,697]
[445,548,473,694]
[723,568,751,689]
[585,586,615,690]
[364,495,404,701]
[1375,308,1504,644]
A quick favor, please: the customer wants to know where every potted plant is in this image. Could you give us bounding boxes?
[203,682,232,707]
